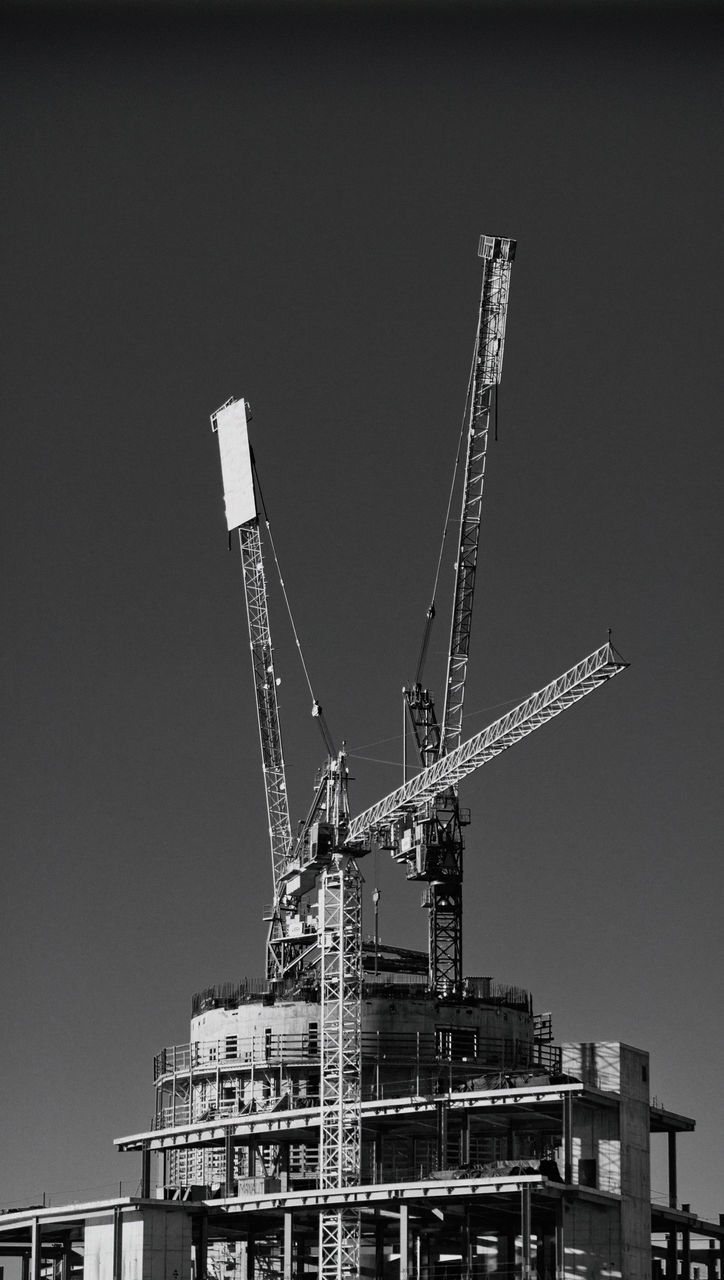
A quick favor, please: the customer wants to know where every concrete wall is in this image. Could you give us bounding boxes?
[191,991,533,1076]
[561,1042,651,1280]
[82,1207,190,1280]
[141,1205,192,1280]
[83,1216,115,1280]
[567,1104,621,1194]
[619,1044,651,1280]
[192,991,533,1047]
[562,1199,622,1279]
[562,1041,624,1093]
[179,993,535,1118]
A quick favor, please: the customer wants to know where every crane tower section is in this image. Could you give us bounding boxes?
[211,397,293,979]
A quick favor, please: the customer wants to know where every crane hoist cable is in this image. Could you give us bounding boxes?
[251,453,337,759]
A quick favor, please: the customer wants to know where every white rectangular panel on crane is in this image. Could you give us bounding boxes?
[212,397,257,530]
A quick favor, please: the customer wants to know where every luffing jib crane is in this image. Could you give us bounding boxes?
[212,395,364,1280]
[211,396,295,981]
[211,235,628,1280]
[402,234,516,997]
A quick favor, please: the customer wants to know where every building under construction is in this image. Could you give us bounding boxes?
[2,238,722,1280]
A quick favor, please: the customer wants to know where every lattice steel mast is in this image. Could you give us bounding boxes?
[318,848,362,1280]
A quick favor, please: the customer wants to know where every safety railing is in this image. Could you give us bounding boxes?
[154,1027,541,1083]
[191,976,532,1015]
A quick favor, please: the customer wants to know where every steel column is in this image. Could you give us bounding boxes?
[563,1092,573,1184]
[283,1211,293,1280]
[667,1230,678,1278]
[462,1207,472,1280]
[521,1185,532,1280]
[61,1235,72,1280]
[142,1144,153,1198]
[399,1204,409,1280]
[460,1112,470,1166]
[436,1099,449,1170]
[375,1214,385,1280]
[112,1207,122,1280]
[194,1212,208,1280]
[682,1224,691,1279]
[555,1206,565,1280]
[30,1220,40,1280]
[225,1131,234,1196]
[668,1131,678,1208]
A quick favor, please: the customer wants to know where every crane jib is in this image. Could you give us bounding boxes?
[346,641,628,844]
[211,397,293,919]
[440,239,515,756]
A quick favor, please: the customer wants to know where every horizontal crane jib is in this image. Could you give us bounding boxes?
[346,641,628,844]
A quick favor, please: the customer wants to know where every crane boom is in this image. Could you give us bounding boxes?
[237,518,293,888]
[211,397,293,974]
[401,236,517,994]
[348,640,627,845]
[441,234,516,756]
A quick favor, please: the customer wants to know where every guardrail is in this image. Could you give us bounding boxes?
[191,976,532,1015]
[154,1028,541,1082]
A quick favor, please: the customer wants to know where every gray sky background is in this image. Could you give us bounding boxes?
[2,2,723,1223]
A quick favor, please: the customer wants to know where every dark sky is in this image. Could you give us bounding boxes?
[2,1,723,1224]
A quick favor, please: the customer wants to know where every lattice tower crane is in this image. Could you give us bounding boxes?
[402,234,516,996]
[212,397,365,1280]
[211,397,293,979]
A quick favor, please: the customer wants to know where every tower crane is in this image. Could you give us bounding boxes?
[212,396,365,1280]
[211,235,628,1280]
[211,396,293,980]
[402,234,516,996]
